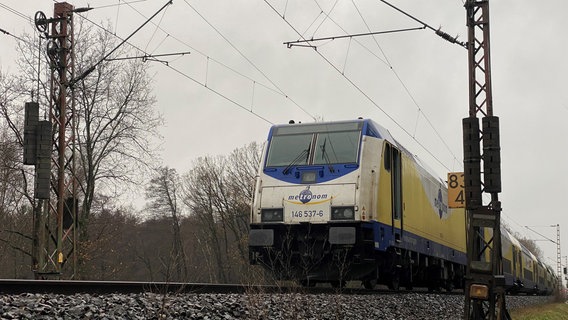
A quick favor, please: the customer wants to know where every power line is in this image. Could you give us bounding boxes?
[182,0,316,121]
[348,0,462,167]
[309,0,463,169]
[71,0,174,87]
[113,0,308,121]
[0,3,32,23]
[0,3,36,43]
[265,0,456,173]
[0,26,27,42]
[93,0,149,10]
[164,64,273,125]
[105,51,191,64]
[71,5,274,125]
[379,0,466,48]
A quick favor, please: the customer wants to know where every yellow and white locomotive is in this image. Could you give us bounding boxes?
[249,119,466,289]
[249,118,556,292]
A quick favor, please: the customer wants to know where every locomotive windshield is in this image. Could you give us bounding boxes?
[265,122,362,167]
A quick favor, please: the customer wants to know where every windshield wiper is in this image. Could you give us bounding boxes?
[320,138,335,173]
[283,143,310,175]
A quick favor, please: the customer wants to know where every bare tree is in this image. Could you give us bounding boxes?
[517,237,545,261]
[1,20,163,278]
[79,194,140,280]
[182,156,228,282]
[504,223,545,261]
[222,142,263,263]
[0,71,35,279]
[72,21,163,241]
[145,166,188,281]
[181,142,262,283]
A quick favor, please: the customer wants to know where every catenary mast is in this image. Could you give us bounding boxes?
[462,0,509,319]
[31,2,78,279]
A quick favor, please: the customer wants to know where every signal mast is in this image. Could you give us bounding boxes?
[27,2,79,279]
[462,0,509,319]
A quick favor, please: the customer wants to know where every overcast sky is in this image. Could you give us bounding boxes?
[1,0,567,274]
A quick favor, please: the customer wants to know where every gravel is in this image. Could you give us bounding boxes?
[0,292,554,319]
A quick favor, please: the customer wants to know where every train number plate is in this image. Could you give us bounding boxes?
[285,202,330,222]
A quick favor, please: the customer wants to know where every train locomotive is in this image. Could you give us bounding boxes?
[248,118,556,293]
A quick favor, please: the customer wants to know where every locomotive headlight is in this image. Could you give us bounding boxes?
[261,209,284,222]
[331,207,355,220]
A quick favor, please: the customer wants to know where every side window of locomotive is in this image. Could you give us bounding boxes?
[392,148,402,220]
[384,143,392,171]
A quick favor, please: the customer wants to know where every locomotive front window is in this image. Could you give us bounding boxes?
[266,122,362,168]
[313,131,360,165]
[266,134,313,167]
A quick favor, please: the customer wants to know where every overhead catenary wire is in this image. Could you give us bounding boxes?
[68,3,274,125]
[182,0,316,121]
[0,3,32,23]
[358,0,463,168]
[113,0,310,121]
[379,0,467,48]
[0,2,35,43]
[311,0,463,170]
[0,0,278,126]
[70,0,174,87]
[265,0,456,173]
[0,26,27,42]
[312,0,467,169]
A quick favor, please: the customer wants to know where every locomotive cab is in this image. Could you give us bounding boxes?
[249,119,467,289]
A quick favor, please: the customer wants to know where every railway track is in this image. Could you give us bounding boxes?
[0,279,463,296]
[0,280,552,319]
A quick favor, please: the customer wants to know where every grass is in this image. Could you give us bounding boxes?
[510,302,568,320]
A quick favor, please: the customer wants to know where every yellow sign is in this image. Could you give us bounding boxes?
[448,172,465,208]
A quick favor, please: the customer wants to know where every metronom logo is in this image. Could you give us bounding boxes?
[288,186,329,204]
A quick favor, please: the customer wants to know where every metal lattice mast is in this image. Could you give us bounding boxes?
[556,225,562,292]
[463,0,508,319]
[33,2,78,279]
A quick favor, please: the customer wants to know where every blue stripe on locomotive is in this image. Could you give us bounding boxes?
[363,221,467,266]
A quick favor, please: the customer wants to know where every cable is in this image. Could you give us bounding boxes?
[0,3,36,43]
[0,26,27,42]
[165,63,273,125]
[143,3,170,54]
[265,0,454,172]
[70,0,174,87]
[182,0,316,121]
[115,0,305,118]
[351,0,462,167]
[379,0,466,48]
[70,6,274,125]
[0,3,33,23]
